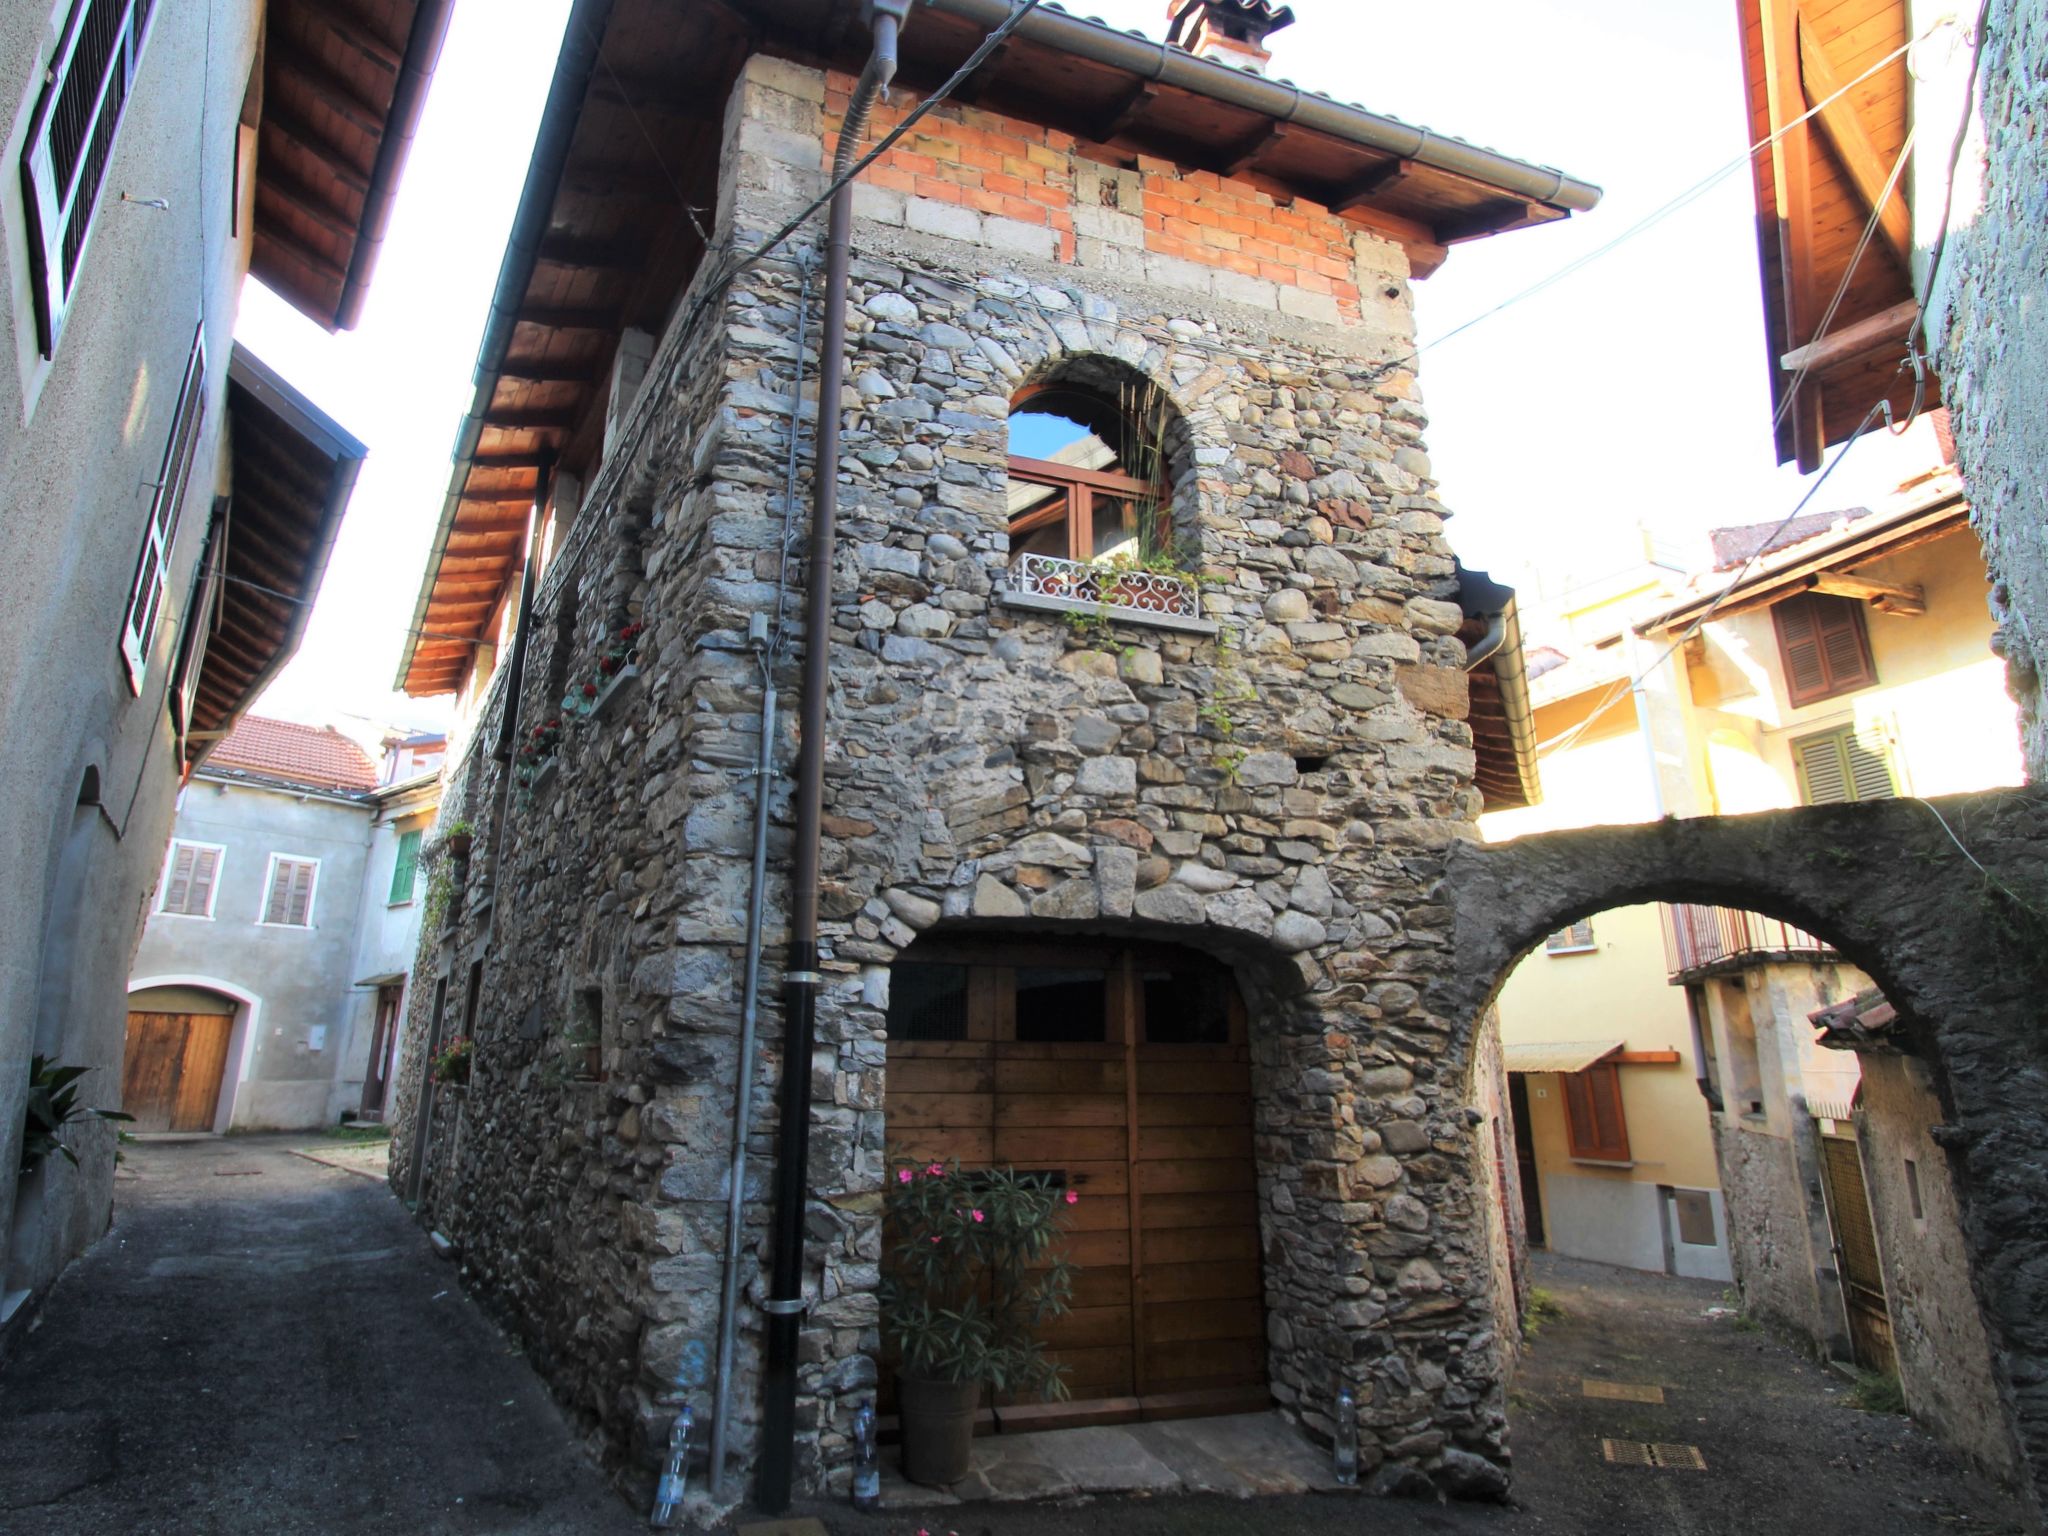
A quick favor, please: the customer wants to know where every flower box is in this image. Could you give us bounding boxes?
[589,663,641,721]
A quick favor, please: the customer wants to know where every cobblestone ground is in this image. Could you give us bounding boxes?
[0,1142,2028,1534]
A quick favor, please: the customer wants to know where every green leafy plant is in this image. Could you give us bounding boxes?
[880,1160,1079,1399]
[1847,1369,1906,1415]
[421,864,457,934]
[1521,1286,1566,1339]
[21,1056,131,1174]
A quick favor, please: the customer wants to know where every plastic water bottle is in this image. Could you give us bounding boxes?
[851,1399,881,1510]
[650,1401,693,1526]
[1333,1385,1359,1486]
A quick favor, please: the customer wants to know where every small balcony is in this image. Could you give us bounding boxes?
[997,552,1216,636]
[1662,903,1837,982]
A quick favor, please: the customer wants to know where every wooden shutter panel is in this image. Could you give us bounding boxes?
[1845,731,1897,801]
[263,861,292,924]
[1796,732,1851,804]
[1775,593,1877,706]
[162,844,196,913]
[1562,1062,1631,1163]
[285,862,315,926]
[389,830,422,904]
[185,847,219,915]
[1774,596,1828,703]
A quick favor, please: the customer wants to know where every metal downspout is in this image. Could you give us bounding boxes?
[758,4,907,1513]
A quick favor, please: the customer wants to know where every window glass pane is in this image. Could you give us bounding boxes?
[1143,968,1230,1044]
[1015,967,1106,1043]
[1092,496,1137,562]
[888,962,970,1042]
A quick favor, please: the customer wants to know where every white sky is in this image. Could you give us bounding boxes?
[236,0,1940,729]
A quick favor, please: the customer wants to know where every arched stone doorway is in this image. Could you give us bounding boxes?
[1439,788,2048,1521]
[123,979,258,1134]
[882,929,1268,1425]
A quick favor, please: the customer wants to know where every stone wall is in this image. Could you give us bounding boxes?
[391,50,1516,1508]
[1931,0,2048,779]
[1710,1116,1830,1347]
[1440,789,2048,1524]
[1857,1052,2021,1481]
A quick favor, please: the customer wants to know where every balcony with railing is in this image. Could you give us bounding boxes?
[998,552,1216,636]
[1662,903,1837,982]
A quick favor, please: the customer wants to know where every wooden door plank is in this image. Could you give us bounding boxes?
[121,1013,185,1133]
[886,1128,994,1166]
[172,1014,232,1132]
[1143,1299,1266,1344]
[1144,1191,1258,1229]
[995,1125,1125,1162]
[1137,1093,1251,1127]
[1137,1124,1255,1162]
[888,1058,994,1094]
[1137,1159,1257,1195]
[1043,1304,1134,1350]
[1143,1226,1261,1265]
[887,1092,995,1129]
[997,1059,1126,1094]
[1121,950,1147,1400]
[996,1093,1125,1128]
[1136,1060,1249,1094]
[1141,1261,1263,1305]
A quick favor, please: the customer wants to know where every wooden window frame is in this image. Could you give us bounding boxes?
[1545,919,1596,955]
[20,0,160,357]
[388,828,424,906]
[156,838,225,919]
[258,853,320,928]
[121,321,207,691]
[1007,453,1165,564]
[1772,590,1878,707]
[1560,1060,1631,1165]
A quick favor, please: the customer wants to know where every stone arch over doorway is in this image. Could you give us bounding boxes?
[1436,787,2048,1520]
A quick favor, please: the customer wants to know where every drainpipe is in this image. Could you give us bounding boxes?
[757,1,911,1513]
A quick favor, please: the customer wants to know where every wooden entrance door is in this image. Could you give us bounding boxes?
[360,982,404,1117]
[122,1010,233,1132]
[1819,1131,1897,1374]
[884,938,1268,1429]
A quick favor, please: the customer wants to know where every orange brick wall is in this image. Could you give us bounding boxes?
[824,71,1369,320]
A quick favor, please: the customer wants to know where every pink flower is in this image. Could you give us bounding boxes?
[930,1235,941,1244]
[926,1162,943,1177]
[897,1169,912,1184]
[970,1209,985,1223]
[1065,1189,1079,1205]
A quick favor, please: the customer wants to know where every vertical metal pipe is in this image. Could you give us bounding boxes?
[757,179,852,1515]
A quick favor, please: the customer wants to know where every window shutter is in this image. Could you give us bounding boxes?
[162,844,195,913]
[1562,1062,1631,1163]
[171,499,228,743]
[20,0,157,356]
[262,861,291,925]
[389,830,422,904]
[1774,592,1877,707]
[286,861,315,926]
[186,846,219,915]
[1795,726,1897,805]
[121,324,206,689]
[264,858,315,925]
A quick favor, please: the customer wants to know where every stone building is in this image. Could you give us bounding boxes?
[386,0,1599,1507]
[0,0,447,1334]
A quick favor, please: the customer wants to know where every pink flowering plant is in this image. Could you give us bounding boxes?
[879,1160,1079,1399]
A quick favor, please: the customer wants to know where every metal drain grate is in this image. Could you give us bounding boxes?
[1583,1380,1667,1404]
[1603,1440,1707,1470]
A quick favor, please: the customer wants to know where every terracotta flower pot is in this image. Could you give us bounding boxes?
[896,1374,979,1487]
[445,832,473,861]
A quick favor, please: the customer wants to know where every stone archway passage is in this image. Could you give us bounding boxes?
[1438,787,2048,1524]
[883,935,1268,1429]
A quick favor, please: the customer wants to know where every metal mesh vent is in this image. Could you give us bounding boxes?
[1583,1380,1667,1404]
[1603,1440,1706,1470]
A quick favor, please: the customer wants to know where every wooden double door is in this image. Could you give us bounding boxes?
[123,1010,233,1132]
[884,937,1269,1427]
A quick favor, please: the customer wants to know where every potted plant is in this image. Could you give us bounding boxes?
[879,1161,1079,1486]
[562,1019,602,1081]
[515,718,563,785]
[429,1035,474,1089]
[21,1056,131,1174]
[441,819,475,861]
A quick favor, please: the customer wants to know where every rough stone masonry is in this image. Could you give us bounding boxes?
[392,52,1520,1506]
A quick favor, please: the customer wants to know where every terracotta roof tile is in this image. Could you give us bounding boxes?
[206,716,380,794]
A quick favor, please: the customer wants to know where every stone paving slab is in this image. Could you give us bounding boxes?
[877,1412,1347,1507]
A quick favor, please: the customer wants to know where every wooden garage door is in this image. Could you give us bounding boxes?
[123,1011,232,1132]
[884,938,1269,1429]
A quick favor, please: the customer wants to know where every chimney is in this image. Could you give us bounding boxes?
[1165,1,1297,77]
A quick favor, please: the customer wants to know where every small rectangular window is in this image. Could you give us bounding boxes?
[1546,920,1596,954]
[1142,968,1231,1044]
[887,963,970,1042]
[1014,967,1107,1043]
[261,855,319,927]
[121,322,207,690]
[1772,591,1877,707]
[1904,1158,1924,1221]
[20,0,160,356]
[1793,724,1897,805]
[158,840,222,917]
[1562,1061,1631,1163]
[388,829,424,905]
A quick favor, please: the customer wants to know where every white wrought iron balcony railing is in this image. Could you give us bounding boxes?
[997,552,1216,636]
[1662,903,1837,980]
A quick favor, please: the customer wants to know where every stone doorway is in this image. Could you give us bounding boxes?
[882,933,1270,1431]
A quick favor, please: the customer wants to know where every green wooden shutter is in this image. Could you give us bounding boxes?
[389,829,423,904]
[1794,725,1897,805]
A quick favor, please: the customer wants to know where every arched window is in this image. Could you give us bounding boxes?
[1006,381,1169,565]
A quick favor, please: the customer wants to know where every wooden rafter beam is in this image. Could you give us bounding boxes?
[954,39,1012,105]
[497,359,599,385]
[1329,158,1415,214]
[257,219,349,285]
[1813,572,1925,614]
[270,37,390,139]
[1437,197,1560,245]
[1760,0,1824,472]
[262,107,372,194]
[479,406,580,431]
[1215,120,1293,179]
[559,160,681,203]
[1095,81,1160,143]
[256,168,359,244]
[535,234,647,270]
[515,305,623,332]
[1779,297,1919,372]
[1796,10,1913,275]
[471,451,556,470]
[316,8,404,73]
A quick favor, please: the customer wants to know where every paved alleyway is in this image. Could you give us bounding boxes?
[0,1136,642,1535]
[0,1145,2028,1535]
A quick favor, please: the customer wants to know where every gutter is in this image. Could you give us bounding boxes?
[393,0,620,692]
[919,0,1602,212]
[337,0,460,329]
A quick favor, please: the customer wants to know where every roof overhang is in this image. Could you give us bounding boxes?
[1635,484,1969,635]
[184,349,366,760]
[395,0,1601,695]
[1459,565,1541,812]
[1735,0,1935,470]
[1503,1040,1623,1075]
[252,0,456,330]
